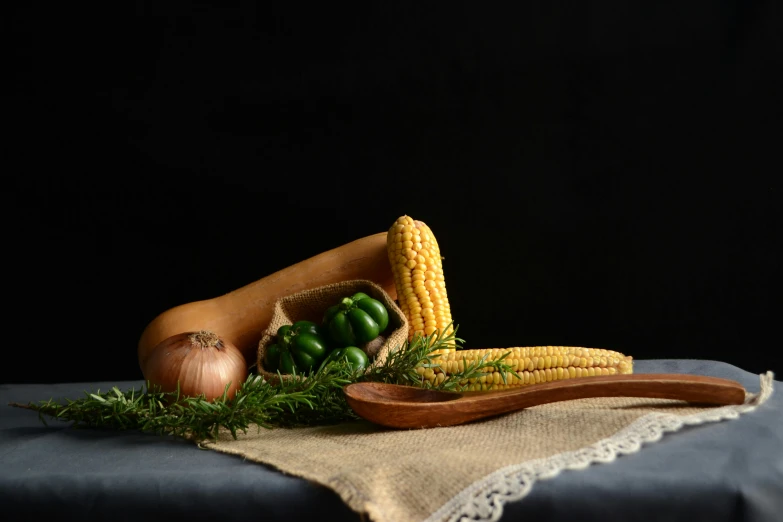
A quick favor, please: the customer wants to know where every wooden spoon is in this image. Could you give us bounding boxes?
[343,373,747,429]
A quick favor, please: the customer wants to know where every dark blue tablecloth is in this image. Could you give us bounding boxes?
[1,360,781,522]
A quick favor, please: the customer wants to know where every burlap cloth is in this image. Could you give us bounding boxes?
[204,371,774,522]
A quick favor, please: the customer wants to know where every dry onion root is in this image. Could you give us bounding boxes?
[142,330,248,401]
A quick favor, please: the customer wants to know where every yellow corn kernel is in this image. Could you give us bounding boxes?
[387,215,453,341]
[424,346,634,390]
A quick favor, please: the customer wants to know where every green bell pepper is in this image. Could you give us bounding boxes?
[324,346,370,373]
[263,320,330,375]
[322,292,390,347]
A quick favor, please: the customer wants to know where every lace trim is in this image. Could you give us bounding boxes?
[425,372,776,522]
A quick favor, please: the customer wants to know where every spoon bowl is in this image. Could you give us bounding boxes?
[343,373,747,429]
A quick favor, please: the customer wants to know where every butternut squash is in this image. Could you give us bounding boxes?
[137,232,397,369]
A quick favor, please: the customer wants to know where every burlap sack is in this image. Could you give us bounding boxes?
[256,279,409,382]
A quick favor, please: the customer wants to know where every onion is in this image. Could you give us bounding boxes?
[142,330,248,401]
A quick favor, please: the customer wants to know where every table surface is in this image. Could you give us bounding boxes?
[1,359,781,522]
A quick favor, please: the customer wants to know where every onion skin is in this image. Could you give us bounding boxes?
[142,331,248,402]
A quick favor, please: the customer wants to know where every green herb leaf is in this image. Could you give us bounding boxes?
[7,323,515,442]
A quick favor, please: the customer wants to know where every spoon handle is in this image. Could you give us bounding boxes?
[459,373,746,419]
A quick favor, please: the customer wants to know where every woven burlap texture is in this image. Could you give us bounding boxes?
[256,279,409,383]
[205,372,773,522]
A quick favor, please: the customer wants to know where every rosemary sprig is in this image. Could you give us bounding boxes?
[9,323,520,442]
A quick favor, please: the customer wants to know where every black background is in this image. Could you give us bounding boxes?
[7,2,781,384]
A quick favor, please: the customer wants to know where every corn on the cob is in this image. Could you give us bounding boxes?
[418,346,634,390]
[387,215,453,341]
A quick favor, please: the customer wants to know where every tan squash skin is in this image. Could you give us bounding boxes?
[137,232,397,369]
